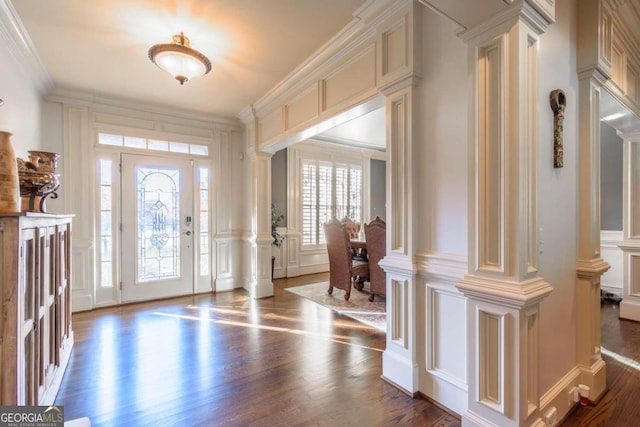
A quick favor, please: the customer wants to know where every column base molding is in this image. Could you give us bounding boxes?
[578,357,607,404]
[380,255,419,395]
[456,275,553,308]
[382,348,419,395]
[244,279,274,299]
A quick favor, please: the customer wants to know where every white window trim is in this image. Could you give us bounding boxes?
[288,141,374,255]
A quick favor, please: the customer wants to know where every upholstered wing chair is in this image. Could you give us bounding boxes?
[364,216,386,302]
[323,219,369,301]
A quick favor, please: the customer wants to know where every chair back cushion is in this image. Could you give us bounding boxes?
[324,219,353,292]
[364,216,386,297]
[341,217,361,239]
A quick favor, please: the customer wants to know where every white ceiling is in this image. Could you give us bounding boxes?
[7,0,513,150]
[419,0,510,30]
[9,0,366,119]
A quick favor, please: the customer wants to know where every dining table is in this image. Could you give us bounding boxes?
[350,239,368,261]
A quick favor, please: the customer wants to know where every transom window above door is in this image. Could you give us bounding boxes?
[98,133,209,156]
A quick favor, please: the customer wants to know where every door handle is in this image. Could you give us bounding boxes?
[183,231,192,236]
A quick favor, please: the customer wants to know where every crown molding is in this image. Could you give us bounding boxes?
[460,0,553,43]
[238,0,413,120]
[47,87,242,130]
[0,0,53,94]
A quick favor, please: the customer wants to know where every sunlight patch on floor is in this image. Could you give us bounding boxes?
[601,346,640,372]
[151,311,383,352]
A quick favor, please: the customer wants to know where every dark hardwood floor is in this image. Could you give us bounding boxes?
[562,299,640,427]
[57,276,639,426]
[55,273,460,427]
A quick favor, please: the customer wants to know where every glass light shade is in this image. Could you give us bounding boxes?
[148,33,211,85]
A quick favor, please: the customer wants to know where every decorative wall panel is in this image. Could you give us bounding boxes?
[627,61,639,103]
[477,38,505,273]
[632,255,640,295]
[284,83,319,131]
[390,95,406,254]
[218,241,230,275]
[600,5,613,68]
[478,309,506,415]
[260,108,284,144]
[631,141,640,237]
[381,17,408,78]
[391,278,408,347]
[161,122,214,139]
[93,112,155,130]
[322,46,376,111]
[526,309,539,416]
[427,286,467,387]
[611,36,625,91]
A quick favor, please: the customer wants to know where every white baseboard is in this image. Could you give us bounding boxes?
[601,285,622,299]
[539,366,581,426]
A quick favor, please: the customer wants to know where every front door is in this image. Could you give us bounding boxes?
[121,154,194,302]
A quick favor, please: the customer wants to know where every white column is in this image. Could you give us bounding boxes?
[457,10,553,427]
[619,132,640,321]
[574,0,611,402]
[246,151,274,298]
[380,76,420,395]
[575,70,608,398]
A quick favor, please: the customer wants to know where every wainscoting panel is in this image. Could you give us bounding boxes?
[478,307,508,416]
[72,240,93,311]
[391,278,408,348]
[416,252,468,415]
[427,286,467,387]
[217,241,230,274]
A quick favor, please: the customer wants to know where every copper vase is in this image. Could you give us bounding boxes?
[0,131,20,212]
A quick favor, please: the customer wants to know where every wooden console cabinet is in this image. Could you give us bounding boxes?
[0,213,74,405]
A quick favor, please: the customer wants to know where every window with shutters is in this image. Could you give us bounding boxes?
[302,159,362,246]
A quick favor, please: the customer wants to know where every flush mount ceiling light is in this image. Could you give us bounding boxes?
[148,32,212,85]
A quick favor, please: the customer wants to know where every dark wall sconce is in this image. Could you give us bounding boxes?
[550,89,566,168]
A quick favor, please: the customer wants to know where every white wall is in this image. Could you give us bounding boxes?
[0,32,43,156]
[414,7,469,415]
[536,0,580,393]
[417,7,468,255]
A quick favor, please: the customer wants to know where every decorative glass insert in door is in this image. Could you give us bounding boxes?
[198,167,209,276]
[136,167,181,282]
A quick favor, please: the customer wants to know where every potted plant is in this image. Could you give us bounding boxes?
[271,204,285,279]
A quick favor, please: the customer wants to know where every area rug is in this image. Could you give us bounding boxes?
[285,281,386,332]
